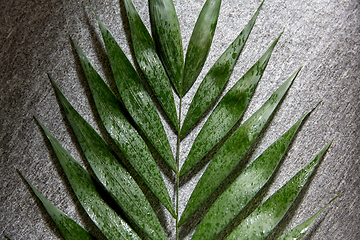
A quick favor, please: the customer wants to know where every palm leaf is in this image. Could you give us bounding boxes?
[149,0,184,95]
[19,1,340,240]
[182,0,222,95]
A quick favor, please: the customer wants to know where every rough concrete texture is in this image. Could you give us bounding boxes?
[1,0,359,239]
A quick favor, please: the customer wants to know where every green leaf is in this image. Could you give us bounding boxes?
[180,0,264,137]
[277,193,341,240]
[182,0,222,95]
[149,0,184,95]
[71,43,176,216]
[180,33,282,177]
[18,171,95,240]
[47,76,169,239]
[122,0,178,130]
[35,118,141,240]
[226,142,332,239]
[93,11,176,172]
[192,105,317,240]
[179,68,300,226]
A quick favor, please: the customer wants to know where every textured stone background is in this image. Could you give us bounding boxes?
[1,0,359,239]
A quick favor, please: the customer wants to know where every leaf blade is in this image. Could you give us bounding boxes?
[179,68,301,225]
[71,43,176,216]
[122,0,178,129]
[48,76,169,239]
[180,0,264,137]
[149,0,184,95]
[180,33,282,177]
[19,171,95,240]
[226,142,332,240]
[182,0,222,95]
[94,12,176,172]
[192,105,316,240]
[35,118,142,240]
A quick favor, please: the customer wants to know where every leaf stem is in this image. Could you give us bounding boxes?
[176,96,182,240]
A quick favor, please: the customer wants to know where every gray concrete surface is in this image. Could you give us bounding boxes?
[1,0,359,239]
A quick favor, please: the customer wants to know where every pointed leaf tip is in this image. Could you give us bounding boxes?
[18,170,94,240]
[277,193,341,240]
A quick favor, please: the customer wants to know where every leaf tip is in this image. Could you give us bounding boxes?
[88,1,100,22]
[33,115,46,132]
[16,168,23,178]
[47,73,61,91]
[259,0,265,10]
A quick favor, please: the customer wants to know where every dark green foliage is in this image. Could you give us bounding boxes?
[19,1,339,239]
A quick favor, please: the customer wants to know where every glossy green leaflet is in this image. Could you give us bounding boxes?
[16,0,340,239]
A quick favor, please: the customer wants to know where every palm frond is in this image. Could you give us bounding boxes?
[17,0,340,239]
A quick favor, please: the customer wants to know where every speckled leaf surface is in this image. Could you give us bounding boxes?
[2,0,357,239]
[180,33,282,177]
[226,142,332,239]
[182,0,222,95]
[35,119,142,240]
[191,105,315,240]
[122,0,178,129]
[48,77,168,239]
[95,12,176,172]
[71,43,175,217]
[149,0,184,95]
[180,1,264,137]
[179,68,300,225]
